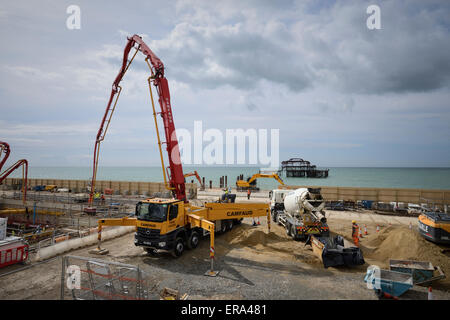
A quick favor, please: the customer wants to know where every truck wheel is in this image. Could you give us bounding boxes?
[145,248,158,256]
[226,220,233,232]
[272,211,277,223]
[291,225,298,240]
[220,221,227,234]
[286,223,291,236]
[187,231,200,249]
[172,237,185,258]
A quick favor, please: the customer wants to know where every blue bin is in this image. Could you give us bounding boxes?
[364,267,413,298]
[390,259,435,284]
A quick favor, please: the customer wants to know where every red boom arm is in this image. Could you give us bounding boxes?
[0,141,11,172]
[89,35,186,204]
[0,159,28,202]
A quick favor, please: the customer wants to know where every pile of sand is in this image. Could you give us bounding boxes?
[218,224,320,264]
[361,225,450,286]
[216,222,449,286]
[223,225,293,249]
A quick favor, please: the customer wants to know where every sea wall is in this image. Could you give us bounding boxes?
[281,185,450,207]
[2,178,198,198]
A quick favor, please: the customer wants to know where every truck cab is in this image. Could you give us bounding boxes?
[133,198,196,257]
[132,198,247,257]
[269,189,290,217]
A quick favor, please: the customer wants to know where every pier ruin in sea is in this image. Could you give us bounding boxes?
[278,158,329,178]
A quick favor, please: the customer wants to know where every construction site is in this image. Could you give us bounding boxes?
[0,186,449,300]
[1,32,449,302]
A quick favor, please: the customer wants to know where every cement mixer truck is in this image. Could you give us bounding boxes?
[270,188,329,240]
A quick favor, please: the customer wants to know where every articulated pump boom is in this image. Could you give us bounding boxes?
[89,35,270,275]
[0,141,28,203]
[88,34,185,205]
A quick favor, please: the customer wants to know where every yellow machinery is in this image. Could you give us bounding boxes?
[44,185,57,192]
[236,173,285,191]
[418,211,450,244]
[94,198,270,276]
[184,171,204,190]
[89,34,271,276]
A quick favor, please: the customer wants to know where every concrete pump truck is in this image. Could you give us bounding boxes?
[87,35,270,275]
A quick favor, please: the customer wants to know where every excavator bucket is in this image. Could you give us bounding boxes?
[308,235,365,268]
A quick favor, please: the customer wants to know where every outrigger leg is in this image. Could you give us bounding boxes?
[89,224,109,255]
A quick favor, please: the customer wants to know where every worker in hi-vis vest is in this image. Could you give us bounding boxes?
[352,220,359,247]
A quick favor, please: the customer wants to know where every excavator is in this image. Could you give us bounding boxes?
[184,171,204,190]
[87,34,270,275]
[236,172,285,191]
[0,141,28,203]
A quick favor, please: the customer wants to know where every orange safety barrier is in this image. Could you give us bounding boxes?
[54,235,70,243]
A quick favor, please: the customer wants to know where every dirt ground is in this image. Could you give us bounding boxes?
[1,206,449,300]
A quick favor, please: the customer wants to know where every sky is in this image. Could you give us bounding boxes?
[0,0,449,168]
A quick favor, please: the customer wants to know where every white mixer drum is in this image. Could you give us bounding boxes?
[283,188,310,214]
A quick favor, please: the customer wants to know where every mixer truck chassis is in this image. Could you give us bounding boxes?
[270,188,329,241]
[273,211,329,240]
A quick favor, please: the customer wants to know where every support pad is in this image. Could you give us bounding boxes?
[89,248,109,255]
[204,270,220,277]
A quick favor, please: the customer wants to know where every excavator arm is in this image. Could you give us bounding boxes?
[89,35,186,205]
[184,171,203,188]
[237,173,285,189]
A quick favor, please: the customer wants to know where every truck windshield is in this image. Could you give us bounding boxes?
[136,203,168,222]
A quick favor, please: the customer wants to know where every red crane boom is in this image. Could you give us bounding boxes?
[0,141,11,172]
[89,35,186,204]
[0,141,28,202]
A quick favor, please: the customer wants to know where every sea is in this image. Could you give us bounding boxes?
[6,166,450,191]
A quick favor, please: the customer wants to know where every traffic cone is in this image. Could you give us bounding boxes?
[428,287,433,300]
[359,227,363,238]
[364,225,368,235]
[376,225,380,233]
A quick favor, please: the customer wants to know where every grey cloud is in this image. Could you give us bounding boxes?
[150,22,312,92]
[308,1,450,94]
[246,101,258,112]
[151,1,450,95]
